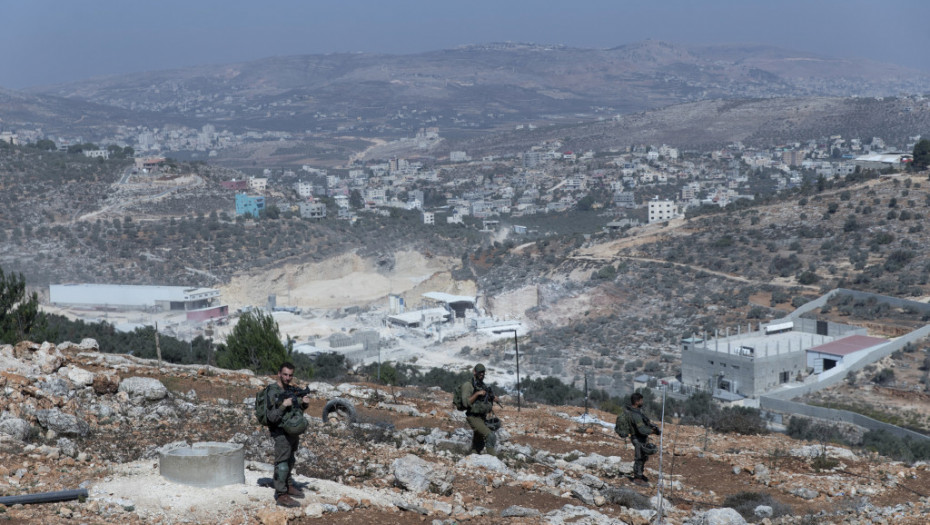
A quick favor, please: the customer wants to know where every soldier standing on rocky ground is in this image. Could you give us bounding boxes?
[263,362,311,508]
[460,364,497,456]
[625,392,660,486]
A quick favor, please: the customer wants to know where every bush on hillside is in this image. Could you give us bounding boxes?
[721,491,792,520]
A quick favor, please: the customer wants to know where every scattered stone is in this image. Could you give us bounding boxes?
[701,507,748,525]
[580,473,606,489]
[35,409,89,436]
[544,504,620,525]
[456,453,510,474]
[753,463,771,485]
[92,375,120,395]
[570,483,597,505]
[791,487,820,500]
[67,367,96,387]
[0,417,31,441]
[500,505,541,517]
[304,503,325,518]
[392,455,454,495]
[256,507,288,525]
[755,505,774,518]
[118,377,168,401]
[395,500,429,514]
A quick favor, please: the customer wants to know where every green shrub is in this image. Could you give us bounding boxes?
[602,487,652,509]
[721,491,792,520]
[712,406,769,435]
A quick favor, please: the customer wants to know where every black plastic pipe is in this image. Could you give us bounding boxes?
[0,488,88,506]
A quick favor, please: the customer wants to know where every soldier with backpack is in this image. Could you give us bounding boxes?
[615,392,660,486]
[255,362,310,508]
[454,364,498,456]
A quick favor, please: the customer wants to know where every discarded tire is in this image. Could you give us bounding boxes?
[322,398,356,423]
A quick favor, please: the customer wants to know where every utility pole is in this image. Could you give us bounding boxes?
[155,322,162,366]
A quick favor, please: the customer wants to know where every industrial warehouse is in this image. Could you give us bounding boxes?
[48,283,228,323]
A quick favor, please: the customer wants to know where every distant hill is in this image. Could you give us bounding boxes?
[6,40,929,139]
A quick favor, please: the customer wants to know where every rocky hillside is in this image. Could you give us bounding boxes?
[10,41,930,140]
[2,339,929,524]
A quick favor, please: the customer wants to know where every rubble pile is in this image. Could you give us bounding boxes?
[1,339,930,524]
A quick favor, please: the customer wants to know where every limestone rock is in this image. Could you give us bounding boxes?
[753,463,771,485]
[36,343,65,374]
[392,454,454,495]
[67,367,96,387]
[256,507,288,525]
[791,486,819,500]
[304,503,325,517]
[544,504,622,525]
[118,376,168,401]
[0,417,31,441]
[93,374,120,395]
[35,409,89,436]
[57,437,78,458]
[456,453,510,474]
[500,505,541,517]
[570,483,596,505]
[701,508,748,525]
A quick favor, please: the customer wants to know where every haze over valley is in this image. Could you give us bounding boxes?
[2,3,930,524]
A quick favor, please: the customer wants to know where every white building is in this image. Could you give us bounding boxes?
[248,177,268,192]
[295,180,313,198]
[648,197,678,224]
[449,151,469,162]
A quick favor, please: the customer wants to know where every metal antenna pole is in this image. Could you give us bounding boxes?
[656,385,668,524]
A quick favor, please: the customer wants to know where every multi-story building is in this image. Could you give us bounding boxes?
[235,193,265,217]
[647,197,678,223]
[298,202,326,220]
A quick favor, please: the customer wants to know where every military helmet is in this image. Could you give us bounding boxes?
[642,442,658,456]
[474,364,486,373]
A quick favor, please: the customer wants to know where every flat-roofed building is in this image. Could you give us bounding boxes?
[806,335,887,374]
[49,284,227,322]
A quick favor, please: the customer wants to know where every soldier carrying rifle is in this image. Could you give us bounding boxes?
[454,364,500,456]
[616,392,661,486]
[255,362,311,507]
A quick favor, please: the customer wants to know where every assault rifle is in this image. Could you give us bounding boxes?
[276,385,312,407]
[474,380,504,410]
[641,413,661,436]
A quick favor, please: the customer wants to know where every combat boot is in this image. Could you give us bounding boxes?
[275,494,300,508]
[287,484,305,498]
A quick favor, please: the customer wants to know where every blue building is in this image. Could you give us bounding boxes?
[235,193,265,217]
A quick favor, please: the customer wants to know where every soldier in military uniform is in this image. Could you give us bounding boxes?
[459,364,497,456]
[625,392,660,486]
[263,362,310,508]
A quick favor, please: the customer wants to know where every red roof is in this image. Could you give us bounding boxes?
[808,335,887,357]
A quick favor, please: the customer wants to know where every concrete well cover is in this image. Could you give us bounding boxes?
[158,441,245,488]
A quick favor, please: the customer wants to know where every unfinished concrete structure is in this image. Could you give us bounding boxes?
[681,318,867,398]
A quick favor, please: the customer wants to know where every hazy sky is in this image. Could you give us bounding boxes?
[2,0,929,89]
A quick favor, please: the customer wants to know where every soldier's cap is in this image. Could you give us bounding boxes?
[474,364,486,373]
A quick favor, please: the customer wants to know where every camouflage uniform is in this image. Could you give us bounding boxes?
[263,383,307,498]
[460,379,497,455]
[625,404,658,480]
